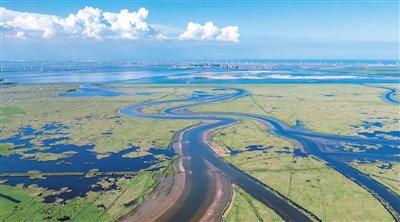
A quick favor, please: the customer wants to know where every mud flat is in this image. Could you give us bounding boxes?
[120,130,187,222]
[121,126,231,222]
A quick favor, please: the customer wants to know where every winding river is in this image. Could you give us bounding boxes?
[361,84,400,105]
[119,87,400,221]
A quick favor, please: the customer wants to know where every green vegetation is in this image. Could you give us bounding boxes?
[214,119,394,221]
[351,161,400,195]
[1,83,397,221]
[0,107,24,116]
[27,170,45,179]
[22,151,78,161]
[122,150,151,158]
[1,84,197,155]
[223,185,282,222]
[0,143,15,156]
[0,84,202,221]
[83,171,159,221]
[0,171,159,222]
[1,107,24,125]
[213,118,294,154]
[194,84,398,136]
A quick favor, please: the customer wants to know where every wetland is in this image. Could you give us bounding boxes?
[1,62,399,221]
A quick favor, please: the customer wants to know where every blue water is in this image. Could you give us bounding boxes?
[2,62,197,83]
[0,124,175,202]
[2,61,399,84]
[59,84,123,97]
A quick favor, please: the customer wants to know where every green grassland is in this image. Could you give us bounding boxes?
[1,83,398,221]
[21,151,78,161]
[213,119,394,221]
[212,118,294,153]
[0,107,25,116]
[351,161,400,196]
[1,84,197,156]
[0,84,199,221]
[223,185,282,222]
[0,171,158,222]
[193,84,398,136]
[1,107,25,125]
[0,143,16,156]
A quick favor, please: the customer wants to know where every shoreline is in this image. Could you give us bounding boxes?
[120,124,232,222]
[119,128,188,222]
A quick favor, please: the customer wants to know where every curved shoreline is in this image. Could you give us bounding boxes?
[361,84,400,105]
[118,86,400,221]
[120,128,188,222]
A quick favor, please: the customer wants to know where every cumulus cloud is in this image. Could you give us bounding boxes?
[0,7,155,40]
[179,21,239,42]
[103,8,149,40]
[0,7,240,43]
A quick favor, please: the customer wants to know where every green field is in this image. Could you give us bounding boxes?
[0,171,158,221]
[212,118,294,155]
[213,118,394,221]
[0,84,197,221]
[193,84,398,136]
[223,185,282,222]
[1,84,198,156]
[1,83,398,221]
[351,161,400,196]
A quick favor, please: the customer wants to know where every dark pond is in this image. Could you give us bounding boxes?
[227,145,271,156]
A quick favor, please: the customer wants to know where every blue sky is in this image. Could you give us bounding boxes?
[1,0,399,60]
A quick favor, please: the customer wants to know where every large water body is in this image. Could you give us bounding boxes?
[2,62,400,84]
[2,64,197,83]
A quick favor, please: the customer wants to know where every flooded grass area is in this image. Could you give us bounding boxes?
[213,117,395,221]
[0,83,200,221]
[193,84,399,136]
[351,161,400,195]
[0,171,159,221]
[1,82,398,221]
[1,84,197,152]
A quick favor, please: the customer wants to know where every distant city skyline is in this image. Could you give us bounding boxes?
[1,1,399,60]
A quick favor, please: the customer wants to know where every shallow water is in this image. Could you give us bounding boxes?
[3,61,399,84]
[2,63,195,83]
[59,84,123,97]
[0,124,174,201]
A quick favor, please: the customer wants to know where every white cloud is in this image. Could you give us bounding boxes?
[0,7,155,40]
[63,7,105,39]
[179,21,239,42]
[0,7,240,43]
[103,8,149,40]
[217,26,240,42]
